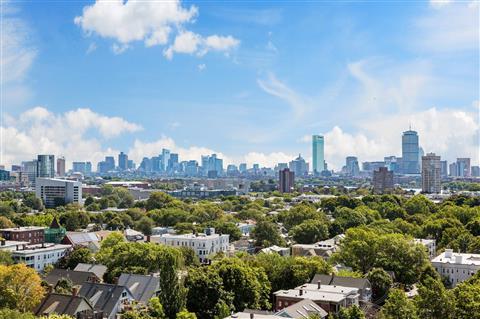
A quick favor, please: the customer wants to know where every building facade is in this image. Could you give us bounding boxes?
[431,249,480,287]
[11,243,72,272]
[36,178,82,208]
[0,226,45,245]
[56,157,66,177]
[421,153,441,194]
[37,155,55,178]
[289,154,309,177]
[372,167,394,194]
[312,135,325,174]
[279,168,295,193]
[401,130,420,174]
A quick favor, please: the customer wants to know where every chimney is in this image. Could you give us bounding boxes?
[250,313,254,319]
[299,289,303,296]
[445,249,453,258]
[72,287,78,297]
[317,280,321,289]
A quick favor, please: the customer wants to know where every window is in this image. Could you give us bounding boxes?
[122,292,127,298]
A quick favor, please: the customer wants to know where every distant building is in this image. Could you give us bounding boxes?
[37,155,55,178]
[372,167,394,194]
[362,161,385,173]
[0,169,10,181]
[456,158,471,177]
[36,178,82,208]
[414,238,436,260]
[384,156,400,173]
[239,163,247,174]
[56,157,66,177]
[432,249,480,287]
[152,228,229,263]
[312,135,325,174]
[0,226,45,245]
[472,166,480,177]
[422,153,441,194]
[161,149,170,172]
[22,160,38,185]
[449,162,458,177]
[345,156,360,177]
[118,152,128,171]
[11,243,71,272]
[279,168,295,193]
[289,154,308,177]
[401,130,420,174]
[440,160,448,178]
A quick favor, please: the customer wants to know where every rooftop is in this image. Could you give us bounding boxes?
[12,243,71,254]
[0,226,46,232]
[274,289,355,303]
[432,249,480,266]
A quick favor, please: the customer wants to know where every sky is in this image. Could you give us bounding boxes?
[1,0,479,170]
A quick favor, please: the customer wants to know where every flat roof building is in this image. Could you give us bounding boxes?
[0,226,45,245]
[35,178,82,208]
[431,249,480,287]
[11,243,72,272]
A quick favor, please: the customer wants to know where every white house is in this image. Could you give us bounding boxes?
[11,243,72,272]
[431,249,480,286]
[414,238,436,259]
[152,228,229,263]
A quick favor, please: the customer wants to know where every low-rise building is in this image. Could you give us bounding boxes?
[11,243,72,272]
[74,263,108,280]
[35,292,98,318]
[79,282,134,319]
[414,238,436,259]
[310,274,372,302]
[152,228,229,263]
[260,245,290,257]
[0,226,45,245]
[291,235,344,258]
[35,178,82,208]
[118,273,159,304]
[0,239,30,251]
[431,249,480,287]
[225,299,328,319]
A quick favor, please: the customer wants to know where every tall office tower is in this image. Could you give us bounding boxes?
[161,149,170,172]
[37,155,55,178]
[185,160,198,177]
[105,156,115,171]
[373,167,394,194]
[139,157,152,173]
[118,152,128,171]
[289,154,308,177]
[72,162,87,174]
[440,160,448,178]
[401,130,420,174]
[422,153,441,194]
[345,156,360,177]
[56,157,66,177]
[312,135,325,174]
[456,158,471,177]
[22,160,38,185]
[168,153,179,173]
[471,166,480,177]
[279,168,295,193]
[85,162,92,175]
[275,163,288,172]
[226,164,239,177]
[449,162,458,177]
[239,163,247,173]
[127,160,135,170]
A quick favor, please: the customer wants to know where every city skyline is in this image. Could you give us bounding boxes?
[1,1,479,170]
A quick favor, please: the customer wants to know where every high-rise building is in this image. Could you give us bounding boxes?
[449,162,458,177]
[239,163,247,174]
[72,162,87,174]
[279,168,295,193]
[168,153,179,173]
[22,160,37,185]
[345,156,360,177]
[37,155,55,178]
[56,157,66,177]
[185,160,198,177]
[373,167,394,194]
[440,160,448,178]
[456,158,471,177]
[401,130,420,174]
[471,166,480,177]
[118,152,128,171]
[105,156,115,171]
[139,157,152,173]
[85,162,92,175]
[312,135,325,174]
[384,156,399,173]
[422,153,441,194]
[161,149,171,172]
[289,154,309,177]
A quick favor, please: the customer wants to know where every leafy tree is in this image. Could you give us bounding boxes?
[452,276,480,318]
[57,246,94,269]
[23,194,44,211]
[136,216,155,236]
[0,216,14,228]
[335,228,378,273]
[179,247,200,267]
[366,268,392,300]
[210,221,242,242]
[54,277,73,294]
[59,210,90,231]
[146,192,179,211]
[0,263,45,312]
[280,204,322,230]
[414,276,453,319]
[176,311,197,319]
[404,195,435,215]
[0,251,13,265]
[379,289,418,319]
[337,305,365,319]
[251,221,285,247]
[0,309,35,319]
[289,219,329,244]
[148,297,166,318]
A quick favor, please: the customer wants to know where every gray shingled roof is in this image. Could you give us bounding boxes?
[276,299,328,318]
[74,263,108,280]
[310,274,370,290]
[35,293,93,316]
[44,268,99,288]
[79,282,131,317]
[118,273,159,303]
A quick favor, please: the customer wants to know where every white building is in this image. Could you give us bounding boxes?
[11,243,72,272]
[152,228,229,263]
[431,249,480,286]
[414,238,436,259]
[35,178,82,208]
[0,240,29,251]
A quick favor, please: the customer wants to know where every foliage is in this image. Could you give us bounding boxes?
[414,276,453,319]
[57,246,94,269]
[251,221,285,247]
[0,251,13,266]
[366,268,392,300]
[289,219,329,244]
[379,288,418,319]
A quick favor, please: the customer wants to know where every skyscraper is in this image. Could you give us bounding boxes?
[345,156,360,177]
[56,157,66,177]
[118,152,128,171]
[456,158,471,177]
[312,135,325,174]
[37,155,55,178]
[279,168,295,193]
[422,153,441,194]
[401,130,420,174]
[440,160,448,178]
[289,154,308,177]
[373,167,394,194]
[161,149,170,172]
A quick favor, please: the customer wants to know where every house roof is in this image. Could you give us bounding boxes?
[65,232,99,245]
[118,273,159,303]
[79,282,131,316]
[310,274,370,290]
[74,263,107,280]
[35,293,93,316]
[276,299,328,318]
[44,268,98,288]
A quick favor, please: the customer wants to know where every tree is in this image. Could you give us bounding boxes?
[57,246,94,269]
[148,297,166,318]
[0,309,35,319]
[0,250,13,265]
[337,305,366,319]
[211,221,242,242]
[176,311,197,319]
[280,204,323,230]
[157,246,186,319]
[0,216,14,228]
[379,289,418,319]
[0,263,45,312]
[414,276,453,319]
[452,278,480,318]
[251,221,285,247]
[136,216,155,236]
[54,277,73,294]
[367,268,392,300]
[289,219,329,244]
[146,192,179,211]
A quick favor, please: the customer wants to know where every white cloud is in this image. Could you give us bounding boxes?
[75,0,239,58]
[240,152,294,168]
[86,42,97,54]
[2,107,142,168]
[197,64,206,71]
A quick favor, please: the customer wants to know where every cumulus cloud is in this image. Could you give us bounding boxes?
[74,0,239,58]
[240,152,294,168]
[2,107,142,168]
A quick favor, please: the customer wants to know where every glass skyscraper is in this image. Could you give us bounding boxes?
[36,155,55,178]
[312,135,325,174]
[401,130,420,174]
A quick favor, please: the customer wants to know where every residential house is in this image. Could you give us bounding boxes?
[310,274,372,302]
[79,283,134,319]
[118,273,159,304]
[35,292,99,318]
[74,263,108,281]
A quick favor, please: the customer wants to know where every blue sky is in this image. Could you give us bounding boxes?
[2,0,479,169]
